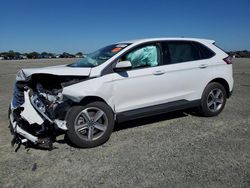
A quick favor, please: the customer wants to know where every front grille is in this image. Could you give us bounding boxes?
[12,83,25,108]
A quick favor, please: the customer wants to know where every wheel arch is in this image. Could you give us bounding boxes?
[78,96,115,112]
[208,78,230,98]
[65,95,115,122]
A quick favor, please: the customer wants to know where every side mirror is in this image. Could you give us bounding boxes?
[114,60,132,72]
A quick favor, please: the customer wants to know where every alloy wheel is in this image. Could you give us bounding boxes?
[207,88,224,112]
[74,107,108,141]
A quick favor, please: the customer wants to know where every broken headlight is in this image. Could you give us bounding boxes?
[31,95,46,113]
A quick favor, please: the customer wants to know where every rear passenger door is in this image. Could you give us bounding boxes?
[160,41,215,102]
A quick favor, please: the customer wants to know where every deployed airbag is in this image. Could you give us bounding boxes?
[126,46,158,68]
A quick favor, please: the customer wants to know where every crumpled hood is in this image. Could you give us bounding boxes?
[22,64,91,77]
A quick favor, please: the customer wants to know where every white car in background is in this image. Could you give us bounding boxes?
[9,38,233,149]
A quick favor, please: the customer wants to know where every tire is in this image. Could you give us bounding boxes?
[66,101,114,148]
[198,82,227,117]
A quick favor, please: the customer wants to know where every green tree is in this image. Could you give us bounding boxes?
[7,50,16,59]
[75,52,83,57]
[27,52,40,59]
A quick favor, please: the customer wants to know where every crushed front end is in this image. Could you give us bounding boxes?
[9,70,86,150]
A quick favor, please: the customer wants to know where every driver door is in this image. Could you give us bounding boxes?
[110,43,167,113]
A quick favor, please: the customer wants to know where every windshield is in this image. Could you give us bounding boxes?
[69,43,130,68]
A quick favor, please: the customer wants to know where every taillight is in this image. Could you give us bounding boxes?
[223,56,233,64]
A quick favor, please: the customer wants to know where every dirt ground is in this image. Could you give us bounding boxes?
[0,58,249,187]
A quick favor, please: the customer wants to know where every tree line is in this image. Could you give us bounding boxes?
[228,50,250,58]
[0,51,85,60]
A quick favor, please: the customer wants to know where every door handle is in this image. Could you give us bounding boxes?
[153,70,165,75]
[199,64,208,69]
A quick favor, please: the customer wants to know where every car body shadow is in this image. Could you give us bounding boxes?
[114,110,189,132]
[58,109,194,149]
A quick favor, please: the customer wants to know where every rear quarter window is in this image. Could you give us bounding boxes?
[193,42,215,59]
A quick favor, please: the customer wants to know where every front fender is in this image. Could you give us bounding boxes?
[62,75,115,111]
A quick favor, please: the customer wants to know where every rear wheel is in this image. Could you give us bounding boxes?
[198,82,227,117]
[66,101,114,148]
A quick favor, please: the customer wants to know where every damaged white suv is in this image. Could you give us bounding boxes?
[9,38,233,149]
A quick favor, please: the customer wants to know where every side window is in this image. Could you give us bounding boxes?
[121,45,160,69]
[165,41,200,64]
[193,42,215,59]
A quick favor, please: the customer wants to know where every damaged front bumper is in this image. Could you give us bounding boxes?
[9,88,67,149]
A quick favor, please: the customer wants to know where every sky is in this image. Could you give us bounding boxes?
[0,0,250,53]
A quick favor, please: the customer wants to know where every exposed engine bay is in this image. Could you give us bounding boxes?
[9,73,87,150]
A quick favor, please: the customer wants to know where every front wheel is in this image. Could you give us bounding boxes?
[198,82,227,117]
[66,101,114,148]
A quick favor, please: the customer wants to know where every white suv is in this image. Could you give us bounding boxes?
[9,38,233,149]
